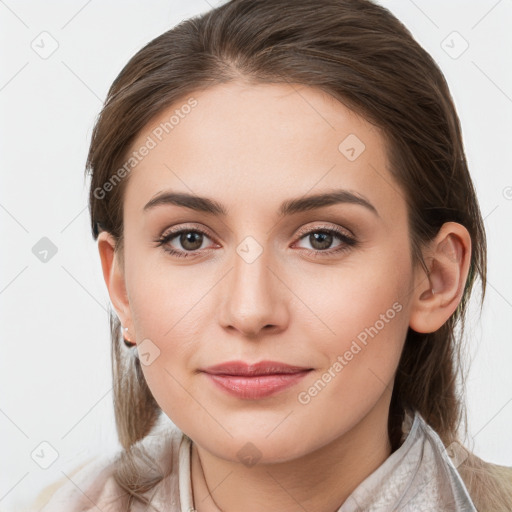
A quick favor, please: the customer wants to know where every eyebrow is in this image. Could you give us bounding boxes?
[143,189,379,217]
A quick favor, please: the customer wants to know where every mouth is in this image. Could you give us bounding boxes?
[200,360,313,399]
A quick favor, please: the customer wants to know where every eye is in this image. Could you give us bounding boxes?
[154,223,358,259]
[154,226,216,258]
[293,225,357,256]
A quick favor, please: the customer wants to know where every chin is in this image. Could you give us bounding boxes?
[189,420,326,466]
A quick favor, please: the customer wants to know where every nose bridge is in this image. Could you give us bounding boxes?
[217,235,288,337]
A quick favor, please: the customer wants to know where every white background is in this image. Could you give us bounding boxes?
[1,0,511,509]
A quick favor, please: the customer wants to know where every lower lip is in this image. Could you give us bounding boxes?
[204,371,311,399]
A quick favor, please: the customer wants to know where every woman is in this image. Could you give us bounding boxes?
[35,0,512,510]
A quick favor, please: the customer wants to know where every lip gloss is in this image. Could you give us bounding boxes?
[204,371,311,399]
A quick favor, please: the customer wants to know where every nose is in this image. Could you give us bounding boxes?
[217,244,289,339]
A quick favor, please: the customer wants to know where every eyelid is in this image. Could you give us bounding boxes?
[294,222,354,240]
[159,223,214,240]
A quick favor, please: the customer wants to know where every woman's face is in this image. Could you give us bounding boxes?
[110,82,419,463]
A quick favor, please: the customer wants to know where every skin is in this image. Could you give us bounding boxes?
[97,81,471,512]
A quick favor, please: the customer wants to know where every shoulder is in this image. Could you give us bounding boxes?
[414,411,512,510]
[457,450,512,511]
[20,458,94,511]
[29,453,120,512]
[31,413,185,512]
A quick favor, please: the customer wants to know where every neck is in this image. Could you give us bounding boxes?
[190,398,394,512]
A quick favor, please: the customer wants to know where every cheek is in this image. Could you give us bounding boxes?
[127,253,205,339]
[128,264,206,418]
[298,242,411,395]
[294,284,408,442]
[308,242,410,349]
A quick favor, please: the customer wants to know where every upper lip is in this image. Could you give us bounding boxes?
[201,360,312,376]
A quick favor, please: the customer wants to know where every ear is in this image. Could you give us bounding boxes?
[97,231,133,337]
[409,222,472,334]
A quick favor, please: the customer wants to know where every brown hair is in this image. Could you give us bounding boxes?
[86,0,512,509]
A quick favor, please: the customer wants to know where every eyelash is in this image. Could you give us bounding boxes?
[153,224,358,259]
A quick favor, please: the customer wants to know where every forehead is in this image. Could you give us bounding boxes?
[123,81,404,224]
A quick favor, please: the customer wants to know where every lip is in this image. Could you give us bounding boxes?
[201,360,313,399]
[202,360,311,376]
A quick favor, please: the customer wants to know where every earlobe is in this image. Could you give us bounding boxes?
[97,231,132,329]
[409,222,471,334]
